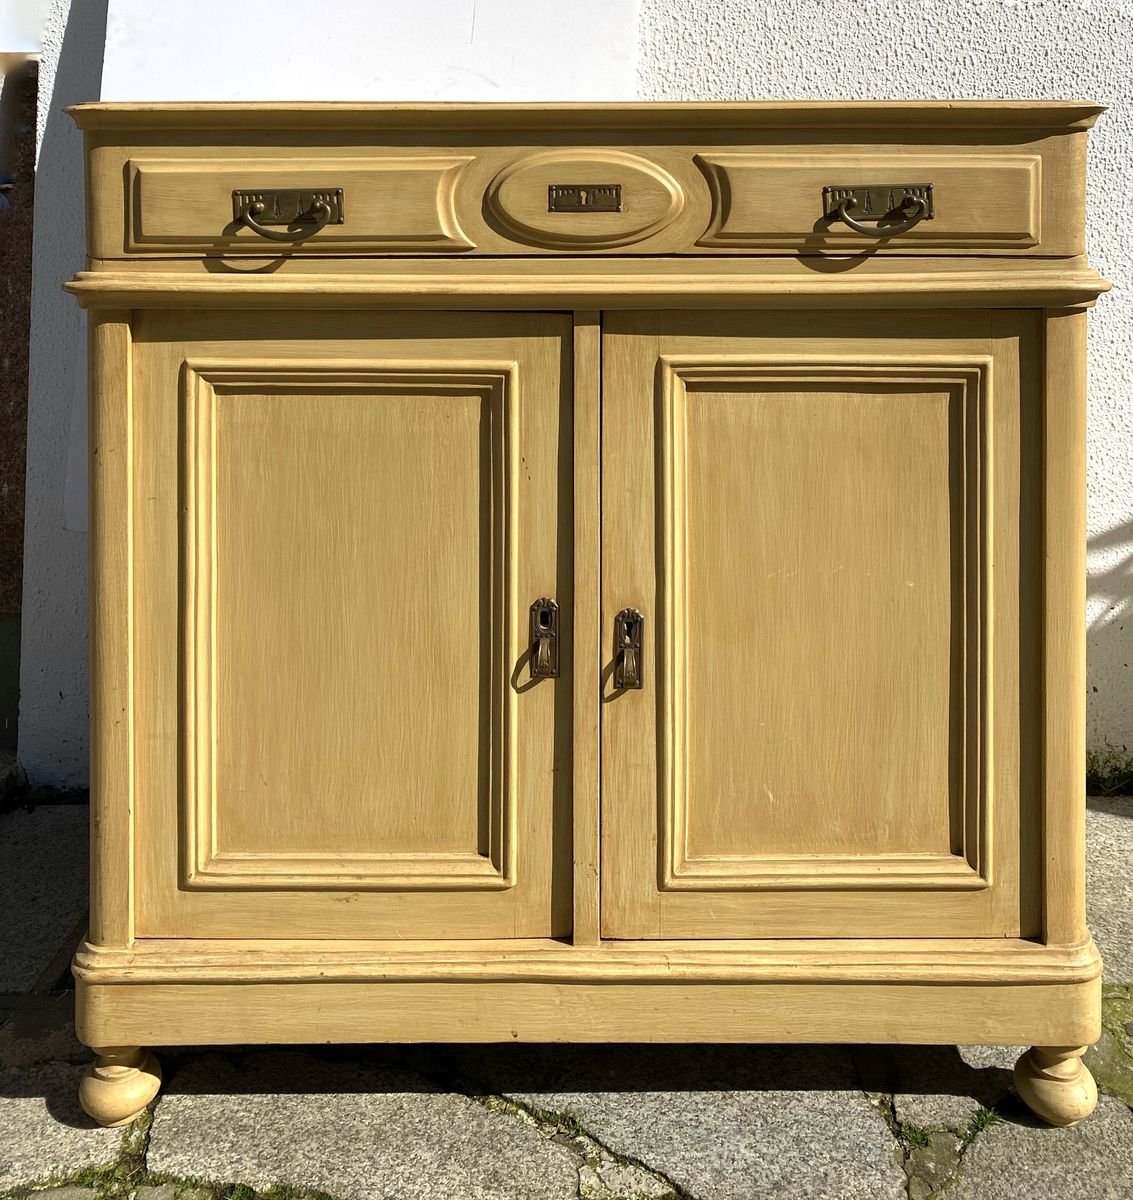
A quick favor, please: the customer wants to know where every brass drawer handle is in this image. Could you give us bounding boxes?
[232,188,344,242]
[822,184,934,238]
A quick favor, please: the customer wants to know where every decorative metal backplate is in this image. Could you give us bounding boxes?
[231,188,345,226]
[614,607,644,691]
[548,184,622,212]
[529,597,560,680]
[822,183,934,222]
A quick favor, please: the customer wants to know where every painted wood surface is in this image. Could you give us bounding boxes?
[600,310,1039,940]
[70,101,1097,259]
[71,102,1103,1130]
[131,310,572,938]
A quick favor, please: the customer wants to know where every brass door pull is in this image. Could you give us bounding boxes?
[614,608,644,690]
[530,598,560,679]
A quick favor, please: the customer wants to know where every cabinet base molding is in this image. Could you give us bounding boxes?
[74,937,1101,1049]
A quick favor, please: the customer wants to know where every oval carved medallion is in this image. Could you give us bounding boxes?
[486,149,685,250]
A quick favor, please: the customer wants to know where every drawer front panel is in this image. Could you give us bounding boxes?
[89,132,1084,258]
[696,153,1042,249]
[129,157,474,252]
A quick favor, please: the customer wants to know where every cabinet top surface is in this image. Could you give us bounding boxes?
[67,99,1104,133]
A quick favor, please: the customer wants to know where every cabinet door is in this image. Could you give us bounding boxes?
[601,310,1041,939]
[132,311,571,938]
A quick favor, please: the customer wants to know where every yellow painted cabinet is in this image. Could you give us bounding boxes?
[600,310,1038,940]
[68,101,1105,1132]
[131,310,573,940]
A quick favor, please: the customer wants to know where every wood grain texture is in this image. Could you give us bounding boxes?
[75,977,1101,1049]
[131,311,572,938]
[180,363,518,891]
[71,102,1097,260]
[66,100,1106,133]
[601,310,1038,940]
[1042,309,1089,946]
[657,358,986,891]
[66,263,1110,312]
[696,152,1042,250]
[72,103,1101,1070]
[571,313,601,945]
[74,935,1101,985]
[129,156,474,252]
[486,150,691,251]
[87,312,134,948]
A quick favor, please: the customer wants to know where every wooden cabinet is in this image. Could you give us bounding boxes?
[68,101,1106,1130]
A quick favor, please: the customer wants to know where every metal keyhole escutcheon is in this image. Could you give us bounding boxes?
[530,598,560,679]
[614,608,644,690]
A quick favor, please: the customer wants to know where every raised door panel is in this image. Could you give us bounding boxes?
[133,311,572,938]
[601,310,1041,939]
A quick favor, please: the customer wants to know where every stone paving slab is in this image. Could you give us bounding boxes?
[1088,796,1133,980]
[147,1049,579,1200]
[454,1042,906,1200]
[0,1062,124,1189]
[0,805,88,992]
[854,1043,1018,1132]
[951,1093,1133,1199]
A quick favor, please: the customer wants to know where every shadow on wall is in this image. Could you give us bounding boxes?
[17,0,108,785]
[1088,519,1133,748]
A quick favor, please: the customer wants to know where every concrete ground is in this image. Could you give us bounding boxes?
[2,798,1132,1200]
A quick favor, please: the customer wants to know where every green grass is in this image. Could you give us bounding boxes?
[897,1121,933,1149]
[963,1106,1003,1140]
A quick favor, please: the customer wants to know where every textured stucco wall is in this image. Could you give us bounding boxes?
[17,0,106,785]
[639,0,1133,750]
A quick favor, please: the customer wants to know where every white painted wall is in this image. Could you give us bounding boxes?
[98,1,637,101]
[18,0,1133,782]
[18,0,105,786]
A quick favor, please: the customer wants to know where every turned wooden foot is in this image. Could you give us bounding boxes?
[79,1046,162,1127]
[1013,1045,1098,1127]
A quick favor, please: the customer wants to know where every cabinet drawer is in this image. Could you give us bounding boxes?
[128,156,476,253]
[695,152,1043,251]
[78,103,1092,259]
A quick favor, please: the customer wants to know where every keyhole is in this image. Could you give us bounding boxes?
[539,610,552,630]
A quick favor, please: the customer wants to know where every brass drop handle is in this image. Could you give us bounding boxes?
[530,598,560,679]
[614,608,644,690]
[822,184,934,238]
[237,199,333,242]
[832,194,928,237]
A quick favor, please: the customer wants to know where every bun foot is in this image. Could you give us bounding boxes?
[79,1046,162,1127]
[1013,1045,1098,1127]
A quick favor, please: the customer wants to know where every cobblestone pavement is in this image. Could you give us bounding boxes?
[2,798,1132,1200]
